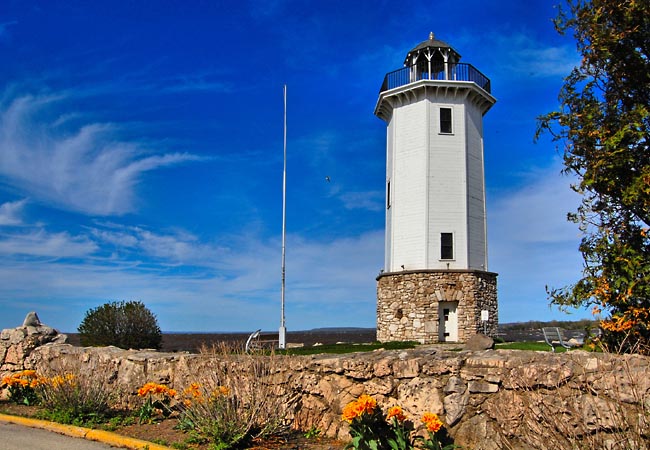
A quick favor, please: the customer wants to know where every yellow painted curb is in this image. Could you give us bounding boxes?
[0,413,172,449]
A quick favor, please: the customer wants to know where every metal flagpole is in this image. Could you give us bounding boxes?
[279,84,287,349]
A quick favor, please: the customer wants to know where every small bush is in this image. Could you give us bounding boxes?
[78,300,162,349]
[36,363,115,426]
[178,344,291,449]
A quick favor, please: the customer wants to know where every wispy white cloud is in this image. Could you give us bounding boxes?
[490,163,581,245]
[0,21,18,43]
[0,229,97,258]
[488,160,587,322]
[505,37,578,78]
[90,224,229,267]
[0,199,27,225]
[0,222,383,331]
[339,191,384,212]
[0,157,590,331]
[486,32,578,79]
[161,72,234,93]
[248,0,287,20]
[71,66,237,98]
[0,92,202,216]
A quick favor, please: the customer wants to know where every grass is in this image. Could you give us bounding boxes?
[494,341,593,352]
[273,340,586,355]
[279,341,419,355]
[280,340,595,355]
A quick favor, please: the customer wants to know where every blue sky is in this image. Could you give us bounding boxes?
[0,0,590,333]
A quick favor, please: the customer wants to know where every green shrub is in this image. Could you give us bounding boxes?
[78,300,162,349]
[178,345,290,449]
[36,364,114,426]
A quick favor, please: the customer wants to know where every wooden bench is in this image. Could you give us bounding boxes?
[542,327,573,352]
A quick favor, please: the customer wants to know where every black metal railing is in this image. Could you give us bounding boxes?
[380,62,491,94]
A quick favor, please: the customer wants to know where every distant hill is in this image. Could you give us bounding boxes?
[305,327,375,332]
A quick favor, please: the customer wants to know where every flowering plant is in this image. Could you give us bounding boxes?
[419,412,456,450]
[386,406,416,450]
[342,395,455,450]
[1,370,41,405]
[342,395,421,450]
[342,394,395,449]
[136,382,177,423]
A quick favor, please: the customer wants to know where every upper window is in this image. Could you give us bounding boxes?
[440,232,454,260]
[440,107,452,134]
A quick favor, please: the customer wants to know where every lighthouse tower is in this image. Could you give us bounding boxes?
[375,33,498,344]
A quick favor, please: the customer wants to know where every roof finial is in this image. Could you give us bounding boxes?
[429,32,434,40]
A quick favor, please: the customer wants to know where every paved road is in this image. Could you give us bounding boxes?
[0,421,116,450]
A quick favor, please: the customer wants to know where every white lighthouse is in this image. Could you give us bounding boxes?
[375,33,498,344]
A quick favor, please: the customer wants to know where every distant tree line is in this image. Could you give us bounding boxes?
[500,319,598,332]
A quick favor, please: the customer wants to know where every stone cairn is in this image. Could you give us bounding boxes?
[1,312,67,377]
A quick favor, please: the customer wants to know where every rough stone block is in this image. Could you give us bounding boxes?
[468,380,499,393]
[444,391,469,426]
[464,333,494,351]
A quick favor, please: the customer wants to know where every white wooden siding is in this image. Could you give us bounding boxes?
[465,102,487,269]
[427,98,467,269]
[381,83,493,273]
[390,101,428,271]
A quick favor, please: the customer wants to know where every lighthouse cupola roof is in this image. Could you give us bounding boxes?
[403,32,461,66]
[376,33,494,119]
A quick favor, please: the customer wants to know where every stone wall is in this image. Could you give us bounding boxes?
[2,317,649,449]
[377,270,498,343]
[3,337,649,449]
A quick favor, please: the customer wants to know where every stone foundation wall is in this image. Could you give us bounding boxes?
[377,270,498,343]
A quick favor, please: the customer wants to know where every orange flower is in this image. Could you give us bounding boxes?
[218,385,230,396]
[341,394,377,423]
[137,382,156,396]
[342,401,361,423]
[421,412,443,433]
[210,385,231,399]
[357,394,377,414]
[137,382,176,398]
[386,405,407,422]
[184,382,203,398]
[2,370,40,388]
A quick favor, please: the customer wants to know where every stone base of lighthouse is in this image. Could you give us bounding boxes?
[376,270,498,344]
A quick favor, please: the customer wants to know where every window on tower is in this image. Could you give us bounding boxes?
[440,233,454,260]
[440,107,452,134]
[387,179,391,209]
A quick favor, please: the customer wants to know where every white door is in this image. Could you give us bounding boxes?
[439,302,458,342]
